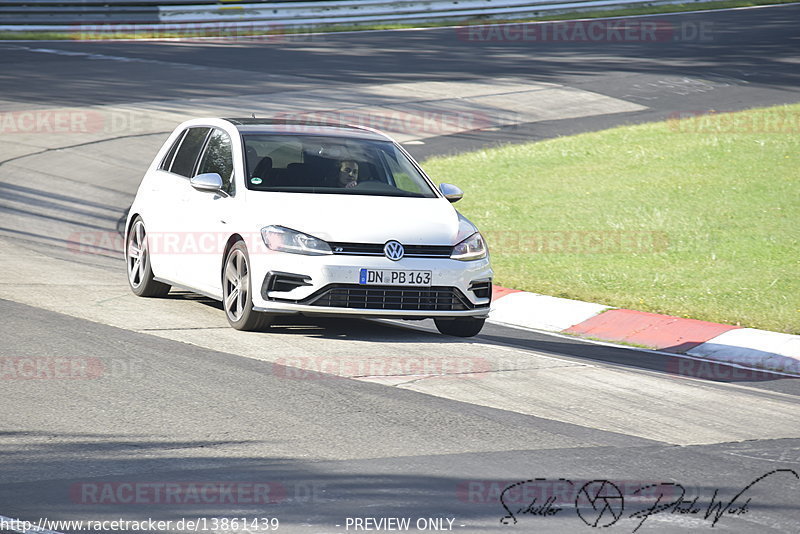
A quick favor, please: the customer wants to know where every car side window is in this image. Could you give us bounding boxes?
[170,127,211,177]
[197,128,234,194]
[159,130,186,171]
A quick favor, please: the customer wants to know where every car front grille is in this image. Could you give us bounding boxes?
[299,285,479,311]
[328,242,452,258]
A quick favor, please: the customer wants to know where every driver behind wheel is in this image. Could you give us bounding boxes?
[337,160,359,188]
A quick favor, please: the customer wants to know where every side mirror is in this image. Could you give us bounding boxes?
[439,183,463,203]
[191,173,226,196]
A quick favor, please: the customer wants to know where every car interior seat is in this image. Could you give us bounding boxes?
[251,156,273,180]
[246,146,260,173]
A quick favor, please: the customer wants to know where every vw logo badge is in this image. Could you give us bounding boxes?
[384,241,404,261]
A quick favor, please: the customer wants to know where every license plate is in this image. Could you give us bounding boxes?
[359,269,432,286]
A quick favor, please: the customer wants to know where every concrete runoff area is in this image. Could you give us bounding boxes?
[0,74,644,146]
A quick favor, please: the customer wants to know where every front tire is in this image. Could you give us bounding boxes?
[223,241,272,331]
[434,317,486,337]
[126,217,171,297]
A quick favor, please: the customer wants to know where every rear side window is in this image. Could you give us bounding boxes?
[170,127,211,177]
[197,129,234,194]
[159,130,186,171]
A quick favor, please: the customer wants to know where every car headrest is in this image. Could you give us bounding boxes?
[252,156,273,179]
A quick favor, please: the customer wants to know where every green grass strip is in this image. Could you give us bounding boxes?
[422,104,800,334]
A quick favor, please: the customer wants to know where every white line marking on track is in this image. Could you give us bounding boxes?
[10,46,209,70]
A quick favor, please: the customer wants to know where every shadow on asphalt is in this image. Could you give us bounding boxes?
[1,432,798,533]
[159,289,797,387]
[476,325,798,386]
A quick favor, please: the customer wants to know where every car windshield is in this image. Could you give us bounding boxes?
[242,134,437,198]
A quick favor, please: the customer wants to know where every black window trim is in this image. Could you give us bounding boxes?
[160,129,187,172]
[193,129,214,178]
[239,134,251,180]
[163,126,213,179]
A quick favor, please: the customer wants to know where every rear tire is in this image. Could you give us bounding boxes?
[126,217,171,298]
[434,317,485,337]
[223,241,272,331]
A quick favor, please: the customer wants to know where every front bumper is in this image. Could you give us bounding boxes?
[249,251,492,318]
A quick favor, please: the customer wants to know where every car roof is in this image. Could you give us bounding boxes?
[222,118,391,141]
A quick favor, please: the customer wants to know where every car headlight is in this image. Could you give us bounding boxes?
[261,225,332,256]
[451,232,487,261]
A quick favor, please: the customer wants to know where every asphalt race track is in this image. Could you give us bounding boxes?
[1,5,799,533]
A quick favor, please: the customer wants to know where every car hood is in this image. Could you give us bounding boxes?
[244,193,463,245]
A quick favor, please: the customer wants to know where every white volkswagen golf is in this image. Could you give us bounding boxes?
[125,118,492,336]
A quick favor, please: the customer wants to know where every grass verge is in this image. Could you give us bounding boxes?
[0,0,795,40]
[422,104,800,334]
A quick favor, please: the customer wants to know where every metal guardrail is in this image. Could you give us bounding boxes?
[0,0,710,32]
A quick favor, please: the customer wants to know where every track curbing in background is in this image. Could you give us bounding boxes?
[489,284,800,376]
